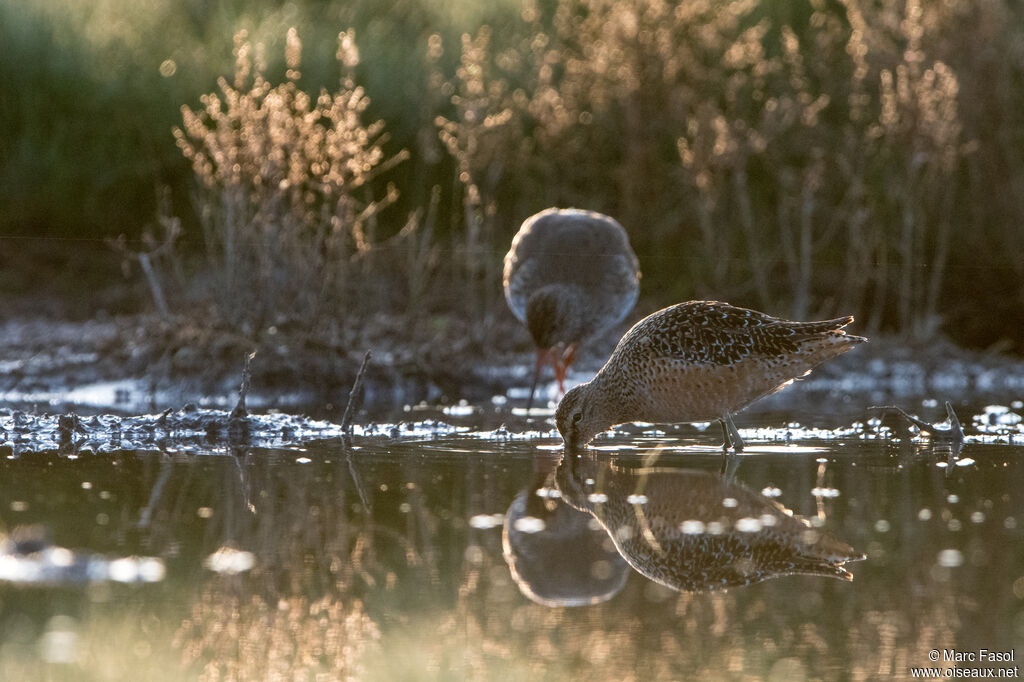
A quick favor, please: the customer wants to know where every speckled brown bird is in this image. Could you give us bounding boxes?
[504,208,640,409]
[555,455,864,592]
[555,301,866,450]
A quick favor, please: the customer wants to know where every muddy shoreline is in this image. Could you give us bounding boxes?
[2,312,1024,445]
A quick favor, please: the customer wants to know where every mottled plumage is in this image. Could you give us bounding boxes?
[556,301,866,450]
[556,455,864,592]
[504,208,640,405]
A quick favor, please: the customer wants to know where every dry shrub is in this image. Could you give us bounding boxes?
[174,28,405,334]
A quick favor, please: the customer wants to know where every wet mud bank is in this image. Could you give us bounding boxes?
[2,313,1024,454]
[0,313,527,415]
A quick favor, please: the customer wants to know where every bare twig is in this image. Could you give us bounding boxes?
[341,350,372,433]
[230,351,257,420]
[137,252,170,319]
[870,401,964,442]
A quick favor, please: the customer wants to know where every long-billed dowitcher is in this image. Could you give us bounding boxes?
[503,208,640,408]
[555,301,866,450]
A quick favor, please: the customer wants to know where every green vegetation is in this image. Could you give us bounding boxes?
[4,0,1024,350]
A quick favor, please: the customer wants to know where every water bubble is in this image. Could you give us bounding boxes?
[203,547,256,574]
[761,486,782,497]
[680,520,705,534]
[736,517,762,532]
[108,558,142,583]
[468,514,504,530]
[39,616,79,664]
[722,497,738,508]
[49,548,74,567]
[874,519,891,533]
[918,508,932,521]
[137,558,166,582]
[587,493,609,504]
[512,516,546,534]
[626,494,648,505]
[937,548,963,567]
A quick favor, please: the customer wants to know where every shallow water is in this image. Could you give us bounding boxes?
[1,403,1023,681]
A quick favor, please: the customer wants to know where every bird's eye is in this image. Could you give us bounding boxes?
[571,412,582,424]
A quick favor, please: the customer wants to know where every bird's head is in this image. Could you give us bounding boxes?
[525,286,583,350]
[555,382,610,449]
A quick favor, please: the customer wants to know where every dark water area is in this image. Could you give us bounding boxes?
[1,402,1022,681]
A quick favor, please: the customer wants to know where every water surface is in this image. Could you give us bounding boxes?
[1,404,1022,681]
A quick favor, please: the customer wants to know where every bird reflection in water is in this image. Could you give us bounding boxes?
[504,451,864,601]
[502,454,631,606]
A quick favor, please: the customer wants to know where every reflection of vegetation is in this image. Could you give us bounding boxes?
[176,593,379,681]
[4,0,1024,347]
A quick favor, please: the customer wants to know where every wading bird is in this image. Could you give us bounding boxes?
[555,301,865,451]
[503,208,640,410]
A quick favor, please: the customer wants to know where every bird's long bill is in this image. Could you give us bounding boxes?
[525,348,547,413]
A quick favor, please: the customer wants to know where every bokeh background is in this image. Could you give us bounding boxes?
[3,0,1023,353]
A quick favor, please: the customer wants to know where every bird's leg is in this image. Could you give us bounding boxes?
[552,343,577,397]
[561,343,577,370]
[554,361,567,395]
[719,418,732,453]
[720,448,741,480]
[721,412,745,453]
[526,349,547,413]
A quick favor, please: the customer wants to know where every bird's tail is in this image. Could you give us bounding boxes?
[791,315,850,334]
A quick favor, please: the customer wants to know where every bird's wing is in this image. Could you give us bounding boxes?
[631,301,808,366]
